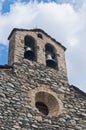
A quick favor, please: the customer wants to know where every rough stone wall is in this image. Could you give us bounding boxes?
[0,60,86,130]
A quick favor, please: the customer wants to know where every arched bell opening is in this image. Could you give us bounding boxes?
[24,35,36,61]
[45,43,57,69]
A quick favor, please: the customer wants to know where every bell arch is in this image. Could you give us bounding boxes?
[45,43,57,69]
[24,35,36,61]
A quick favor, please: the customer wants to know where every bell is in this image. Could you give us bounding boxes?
[46,53,56,68]
[24,46,35,60]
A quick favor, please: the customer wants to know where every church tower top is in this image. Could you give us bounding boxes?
[8,28,66,51]
[8,28,67,82]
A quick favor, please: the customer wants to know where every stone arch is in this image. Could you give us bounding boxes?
[35,91,60,116]
[29,85,63,117]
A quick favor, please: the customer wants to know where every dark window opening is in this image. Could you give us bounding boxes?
[45,44,57,69]
[37,33,43,39]
[35,102,49,115]
[24,35,36,61]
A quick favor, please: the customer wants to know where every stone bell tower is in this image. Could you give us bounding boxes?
[8,28,67,74]
[8,28,68,128]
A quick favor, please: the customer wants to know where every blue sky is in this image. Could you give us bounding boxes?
[0,0,86,92]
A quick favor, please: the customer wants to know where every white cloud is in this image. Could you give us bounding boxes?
[0,0,5,2]
[0,1,86,92]
[58,0,85,9]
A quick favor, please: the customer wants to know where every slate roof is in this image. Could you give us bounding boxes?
[0,65,13,69]
[8,28,66,51]
[70,85,86,97]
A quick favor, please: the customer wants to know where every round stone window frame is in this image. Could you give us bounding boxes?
[29,85,63,117]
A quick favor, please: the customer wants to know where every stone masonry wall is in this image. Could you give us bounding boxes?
[0,60,86,130]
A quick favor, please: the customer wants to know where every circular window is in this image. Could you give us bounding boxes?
[35,92,62,117]
[35,102,49,115]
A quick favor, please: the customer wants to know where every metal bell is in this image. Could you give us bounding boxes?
[46,53,56,68]
[24,46,35,60]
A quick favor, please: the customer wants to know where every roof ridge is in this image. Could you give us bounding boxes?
[8,28,66,51]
